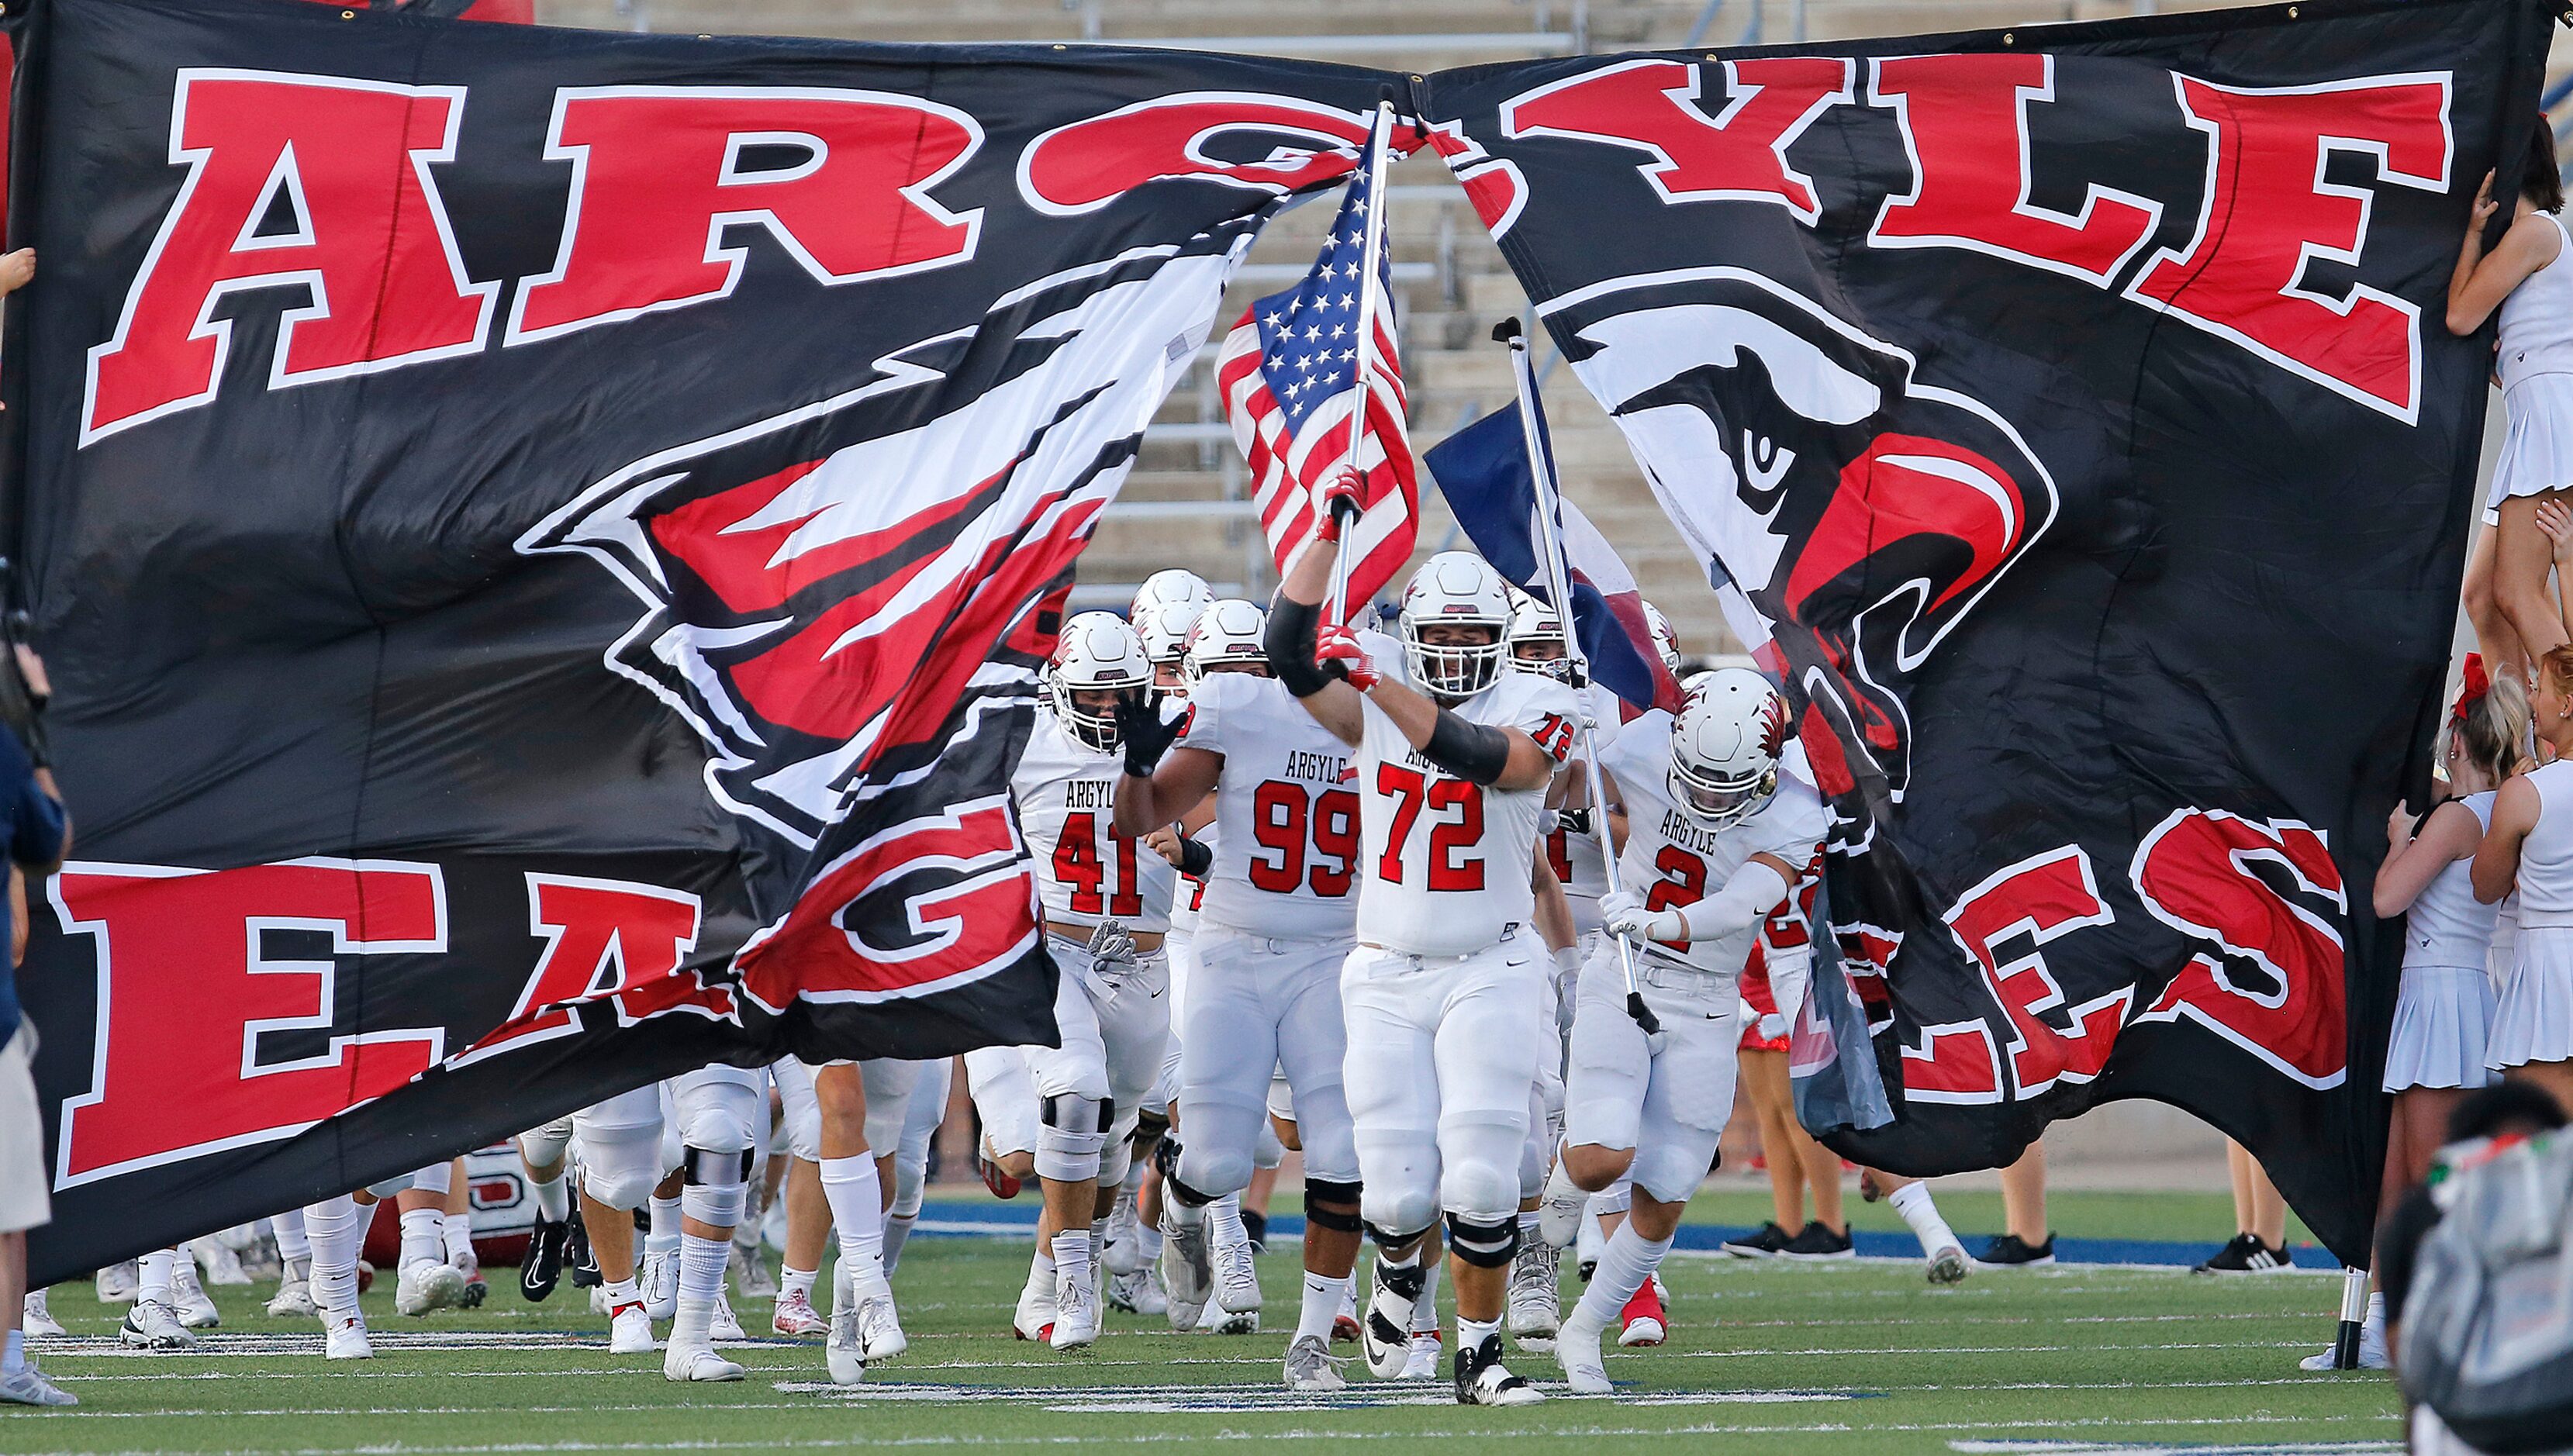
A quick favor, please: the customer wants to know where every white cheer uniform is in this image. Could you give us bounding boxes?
[2495,760,2573,1071]
[1341,669,1577,1234]
[1010,709,1177,1185]
[1566,710,1827,1205]
[1169,671,1369,1195]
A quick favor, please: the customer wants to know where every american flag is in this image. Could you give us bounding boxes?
[1216,117,1418,610]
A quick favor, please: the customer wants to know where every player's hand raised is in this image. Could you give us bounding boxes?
[1114,688,1185,778]
[1315,468,1364,543]
[1314,623,1379,690]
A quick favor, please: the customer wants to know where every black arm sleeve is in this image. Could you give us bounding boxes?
[1264,595,1337,699]
[1176,836,1214,878]
[1422,708,1512,785]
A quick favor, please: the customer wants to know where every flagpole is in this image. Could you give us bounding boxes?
[1497,317,1659,1042]
[1324,101,1394,630]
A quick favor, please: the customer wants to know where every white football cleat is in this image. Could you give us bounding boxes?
[639,1249,679,1322]
[1508,1238,1560,1350]
[709,1293,746,1342]
[609,1303,658,1354]
[1050,1263,1100,1350]
[1011,1269,1057,1344]
[1159,1211,1214,1328]
[1106,1265,1167,1316]
[1538,1157,1587,1249]
[1100,1190,1145,1276]
[119,1300,197,1350]
[22,1290,64,1338]
[1454,1331,1546,1406]
[95,1261,138,1303]
[1360,1258,1425,1379]
[394,1260,467,1316]
[1927,1244,1972,1285]
[2299,1322,2391,1371]
[268,1258,316,1317]
[320,1310,373,1361]
[729,1239,778,1299]
[1212,1232,1262,1316]
[1284,1333,1348,1392]
[194,1239,253,1288]
[826,1302,867,1386]
[171,1255,223,1329]
[663,1344,744,1382]
[1554,1315,1611,1396]
[856,1292,907,1362]
[1397,1330,1442,1381]
[0,1364,78,1406]
[773,1287,827,1336]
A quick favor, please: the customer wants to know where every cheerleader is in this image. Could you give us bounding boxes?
[2449,120,2573,675]
[2471,646,2573,1118]
[2378,657,2522,1191]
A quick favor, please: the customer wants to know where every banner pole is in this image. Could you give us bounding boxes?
[1324,101,1394,630]
[2330,1265,2368,1369]
[1498,317,1659,1041]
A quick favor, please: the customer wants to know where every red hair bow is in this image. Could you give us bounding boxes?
[2453,653,2491,726]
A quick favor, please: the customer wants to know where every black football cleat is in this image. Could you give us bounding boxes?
[520,1213,570,1302]
[565,1207,603,1289]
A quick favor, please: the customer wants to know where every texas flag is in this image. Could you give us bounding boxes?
[1424,396,1684,714]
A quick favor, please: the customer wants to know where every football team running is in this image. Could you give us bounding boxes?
[43,501,1986,1408]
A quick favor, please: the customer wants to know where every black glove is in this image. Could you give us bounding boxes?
[1558,806,1592,837]
[1176,835,1214,878]
[1115,689,1184,778]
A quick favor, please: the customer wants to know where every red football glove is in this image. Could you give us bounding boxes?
[1314,468,1365,543]
[1314,623,1379,690]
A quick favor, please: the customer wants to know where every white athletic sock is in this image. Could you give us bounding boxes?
[1209,1193,1247,1250]
[2365,1291,2387,1334]
[302,1197,362,1314]
[882,1212,917,1275]
[1887,1182,1961,1258]
[647,1195,683,1259]
[1024,1248,1056,1299]
[602,1275,641,1313]
[271,1209,310,1264]
[670,1233,727,1347]
[441,1212,475,1267]
[1297,1271,1351,1344]
[1410,1252,1442,1337]
[1517,1208,1541,1242]
[1570,1224,1673,1332]
[1140,1221,1164,1259]
[138,1247,178,1306]
[779,1265,817,1302]
[818,1154,889,1298]
[1051,1230,1093,1287]
[2,1328,22,1375]
[1166,1189,1207,1227]
[1458,1313,1500,1352]
[528,1172,570,1223]
[399,1208,444,1271]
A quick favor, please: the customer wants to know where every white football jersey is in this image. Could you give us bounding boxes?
[1015,709,1177,935]
[1600,709,1827,978]
[1353,670,1580,957]
[1170,824,1216,933]
[1175,671,1363,940]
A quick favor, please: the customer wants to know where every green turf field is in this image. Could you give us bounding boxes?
[0,1190,2398,1454]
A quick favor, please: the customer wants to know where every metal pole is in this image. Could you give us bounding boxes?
[1499,318,1659,1041]
[2330,1266,2369,1369]
[1325,102,1394,630]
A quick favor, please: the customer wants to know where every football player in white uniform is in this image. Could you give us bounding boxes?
[1007,612,1179,1350]
[772,1057,910,1382]
[1114,597,1375,1389]
[1551,668,1826,1395]
[568,1065,763,1381]
[1267,515,1577,1407]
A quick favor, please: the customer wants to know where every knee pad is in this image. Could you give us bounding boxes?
[1174,1144,1252,1204]
[579,1127,665,1213]
[408,1161,454,1198]
[1364,1219,1431,1252]
[1099,1128,1137,1190]
[1253,1119,1286,1171]
[1034,1094,1112,1184]
[676,1090,758,1159]
[679,1144,751,1228]
[891,1155,927,1220]
[1361,1184,1440,1245]
[1304,1179,1363,1233]
[1445,1211,1518,1268]
[519,1120,574,1169]
[1591,1182,1633,1217]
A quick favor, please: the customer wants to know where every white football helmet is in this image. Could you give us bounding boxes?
[1184,599,1269,681]
[1681,668,1719,698]
[1131,570,1214,666]
[1397,551,1514,700]
[1642,600,1683,677]
[1507,592,1573,681]
[1050,612,1152,751]
[1669,666,1787,828]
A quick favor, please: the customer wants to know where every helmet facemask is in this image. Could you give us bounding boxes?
[1405,625,1508,701]
[1669,754,1777,830]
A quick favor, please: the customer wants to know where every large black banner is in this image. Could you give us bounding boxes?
[2,0,1397,1283]
[1422,0,2552,1263]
